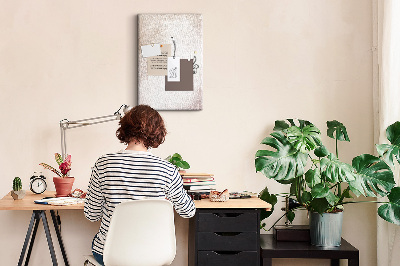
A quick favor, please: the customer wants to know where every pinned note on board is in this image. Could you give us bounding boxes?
[167,57,180,82]
[141,44,162,57]
[147,44,171,76]
[165,59,193,91]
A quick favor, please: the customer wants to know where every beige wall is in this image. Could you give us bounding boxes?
[0,1,376,265]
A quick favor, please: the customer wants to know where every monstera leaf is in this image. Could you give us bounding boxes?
[259,186,278,223]
[255,131,308,182]
[378,187,400,226]
[350,154,395,197]
[320,153,356,183]
[285,125,322,153]
[310,183,337,207]
[327,120,350,142]
[273,119,313,131]
[314,145,329,158]
[376,121,400,166]
[305,168,321,188]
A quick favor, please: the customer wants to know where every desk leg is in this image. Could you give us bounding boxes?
[40,211,58,266]
[18,212,36,266]
[50,210,69,266]
[331,259,340,266]
[263,258,272,266]
[348,258,359,266]
[24,213,40,266]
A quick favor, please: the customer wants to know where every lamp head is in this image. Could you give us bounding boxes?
[114,104,132,120]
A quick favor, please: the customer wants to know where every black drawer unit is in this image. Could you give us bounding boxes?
[189,209,261,266]
[198,251,259,266]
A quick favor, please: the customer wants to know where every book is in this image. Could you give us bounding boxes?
[181,173,213,177]
[184,185,213,191]
[183,181,215,186]
[181,173,214,179]
[182,177,214,183]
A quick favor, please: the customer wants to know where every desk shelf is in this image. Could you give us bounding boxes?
[260,234,359,266]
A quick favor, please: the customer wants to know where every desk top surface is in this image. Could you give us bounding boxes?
[0,191,84,210]
[194,197,271,209]
[0,191,271,211]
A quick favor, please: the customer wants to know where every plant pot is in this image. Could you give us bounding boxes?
[53,177,75,197]
[309,211,343,247]
[11,190,26,200]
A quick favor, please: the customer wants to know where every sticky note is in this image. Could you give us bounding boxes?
[141,44,162,57]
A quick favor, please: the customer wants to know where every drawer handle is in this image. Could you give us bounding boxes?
[212,251,242,255]
[214,232,242,236]
[213,213,243,218]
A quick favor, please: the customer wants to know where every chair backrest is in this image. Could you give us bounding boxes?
[103,199,176,266]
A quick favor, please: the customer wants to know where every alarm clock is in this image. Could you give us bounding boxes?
[30,173,47,194]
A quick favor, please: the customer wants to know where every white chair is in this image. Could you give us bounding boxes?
[84,199,176,266]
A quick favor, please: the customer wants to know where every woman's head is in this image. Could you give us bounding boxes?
[116,105,166,149]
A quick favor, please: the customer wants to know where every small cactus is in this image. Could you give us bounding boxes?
[13,177,22,191]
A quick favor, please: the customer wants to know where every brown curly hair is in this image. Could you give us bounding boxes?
[116,105,167,148]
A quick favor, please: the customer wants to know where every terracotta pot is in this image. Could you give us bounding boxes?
[53,177,75,197]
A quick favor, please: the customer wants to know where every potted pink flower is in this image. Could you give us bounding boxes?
[40,153,74,197]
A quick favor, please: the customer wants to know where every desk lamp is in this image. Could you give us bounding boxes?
[59,104,131,160]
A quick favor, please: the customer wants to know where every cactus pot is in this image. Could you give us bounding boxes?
[11,190,26,200]
[53,177,75,197]
[309,211,343,247]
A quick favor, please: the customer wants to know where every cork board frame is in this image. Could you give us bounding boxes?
[138,14,203,110]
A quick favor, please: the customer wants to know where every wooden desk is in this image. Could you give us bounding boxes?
[0,191,84,210]
[193,197,269,209]
[190,197,271,266]
[0,191,83,266]
[1,193,270,266]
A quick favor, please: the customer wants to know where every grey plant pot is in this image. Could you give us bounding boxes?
[11,190,26,200]
[309,211,343,247]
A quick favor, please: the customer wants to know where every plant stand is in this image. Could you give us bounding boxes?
[260,234,359,266]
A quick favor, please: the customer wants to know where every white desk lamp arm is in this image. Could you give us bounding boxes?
[60,104,130,160]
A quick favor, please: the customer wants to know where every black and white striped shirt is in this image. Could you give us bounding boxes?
[84,150,196,255]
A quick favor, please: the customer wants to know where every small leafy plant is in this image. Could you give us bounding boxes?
[13,177,22,191]
[166,153,190,171]
[255,119,400,229]
[40,153,72,178]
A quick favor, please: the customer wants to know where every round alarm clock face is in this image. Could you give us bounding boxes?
[30,177,47,194]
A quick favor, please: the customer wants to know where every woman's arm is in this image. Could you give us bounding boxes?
[166,169,196,218]
[84,163,104,222]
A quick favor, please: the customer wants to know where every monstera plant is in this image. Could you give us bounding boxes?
[255,119,400,230]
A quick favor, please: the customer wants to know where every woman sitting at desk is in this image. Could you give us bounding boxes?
[84,104,196,266]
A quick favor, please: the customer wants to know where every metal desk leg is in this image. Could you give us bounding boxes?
[18,210,70,266]
[40,211,58,266]
[18,212,37,266]
[24,213,40,266]
[50,210,69,266]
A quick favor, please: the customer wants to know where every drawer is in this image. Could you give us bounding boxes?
[197,232,258,251]
[198,251,259,266]
[198,212,258,232]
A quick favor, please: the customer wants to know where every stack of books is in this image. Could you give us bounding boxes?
[181,173,216,193]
